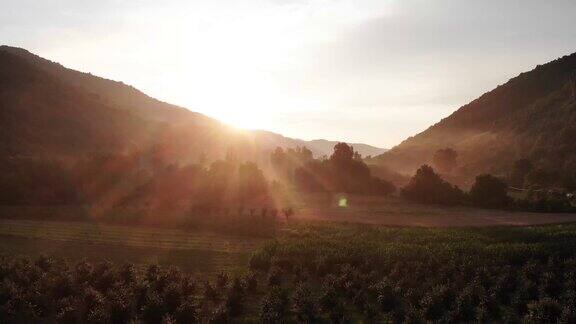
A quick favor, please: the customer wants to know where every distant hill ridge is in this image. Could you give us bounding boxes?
[375,51,576,180]
[0,45,386,161]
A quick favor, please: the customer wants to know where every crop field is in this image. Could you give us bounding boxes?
[0,218,265,275]
[5,220,576,322]
[3,203,576,322]
[245,221,576,322]
[294,194,576,227]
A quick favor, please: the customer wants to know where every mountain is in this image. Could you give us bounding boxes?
[0,46,385,162]
[249,131,387,158]
[303,139,386,158]
[374,52,576,181]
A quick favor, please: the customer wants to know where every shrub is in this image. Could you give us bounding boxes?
[175,298,198,323]
[120,263,137,284]
[372,280,400,312]
[267,267,282,286]
[260,287,288,322]
[292,283,317,322]
[108,290,134,324]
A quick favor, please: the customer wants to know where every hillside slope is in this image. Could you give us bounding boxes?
[0,46,385,162]
[375,52,576,180]
[0,46,255,163]
[0,50,156,158]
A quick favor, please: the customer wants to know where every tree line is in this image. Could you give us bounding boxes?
[401,148,576,212]
[270,143,396,196]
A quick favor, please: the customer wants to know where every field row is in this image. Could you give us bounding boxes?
[0,219,264,253]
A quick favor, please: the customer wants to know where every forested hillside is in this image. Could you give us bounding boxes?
[0,45,385,162]
[0,46,395,217]
[0,47,244,163]
[375,52,576,184]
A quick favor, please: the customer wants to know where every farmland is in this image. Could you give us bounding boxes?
[245,221,576,322]
[3,202,576,322]
[0,218,264,275]
[5,218,576,322]
[292,194,576,227]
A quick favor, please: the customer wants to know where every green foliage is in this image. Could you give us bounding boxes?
[0,255,264,323]
[291,283,317,322]
[7,223,576,322]
[260,287,289,323]
[401,165,465,205]
[246,222,576,322]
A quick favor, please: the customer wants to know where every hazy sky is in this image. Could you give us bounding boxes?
[2,0,576,147]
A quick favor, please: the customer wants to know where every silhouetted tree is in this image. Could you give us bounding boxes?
[330,142,355,165]
[292,146,313,164]
[370,178,397,196]
[237,162,268,202]
[294,160,329,192]
[469,174,510,208]
[401,165,465,205]
[293,143,395,195]
[271,146,313,179]
[270,147,286,169]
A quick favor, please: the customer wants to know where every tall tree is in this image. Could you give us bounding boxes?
[238,162,268,202]
[330,143,354,165]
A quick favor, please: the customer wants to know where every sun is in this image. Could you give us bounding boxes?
[214,110,270,130]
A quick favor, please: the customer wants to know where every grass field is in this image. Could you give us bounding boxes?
[0,218,265,275]
[2,197,576,275]
[293,194,576,227]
